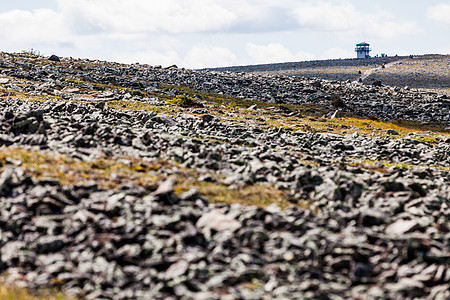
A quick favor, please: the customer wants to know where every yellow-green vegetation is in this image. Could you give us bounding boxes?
[348,158,450,173]
[65,79,136,96]
[211,103,449,143]
[168,83,297,111]
[0,148,160,189]
[157,84,449,143]
[106,99,176,114]
[0,148,295,209]
[281,115,450,139]
[160,84,277,110]
[175,179,298,210]
[0,282,72,300]
[0,79,64,103]
[167,95,203,108]
[2,73,449,144]
[3,52,448,145]
[64,78,162,100]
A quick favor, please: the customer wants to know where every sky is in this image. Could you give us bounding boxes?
[1,0,449,69]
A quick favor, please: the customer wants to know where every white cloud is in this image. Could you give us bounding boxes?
[246,42,316,64]
[0,1,424,42]
[321,47,354,60]
[427,4,450,26]
[292,1,422,39]
[53,0,422,38]
[0,1,428,67]
[364,12,422,39]
[184,44,237,68]
[0,8,67,44]
[293,1,358,32]
[56,0,238,34]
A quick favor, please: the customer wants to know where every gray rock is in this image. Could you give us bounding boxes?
[196,209,241,232]
[385,219,420,235]
[48,55,60,62]
[386,129,399,135]
[165,260,189,280]
[34,236,67,254]
[330,109,343,119]
[149,114,176,126]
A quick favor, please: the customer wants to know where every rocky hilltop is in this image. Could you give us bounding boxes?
[0,52,449,299]
[207,54,450,94]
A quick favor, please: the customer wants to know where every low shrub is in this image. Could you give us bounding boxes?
[167,95,204,108]
[331,94,345,108]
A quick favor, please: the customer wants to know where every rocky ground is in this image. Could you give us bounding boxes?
[366,56,450,94]
[208,55,450,95]
[0,52,449,299]
[205,56,402,80]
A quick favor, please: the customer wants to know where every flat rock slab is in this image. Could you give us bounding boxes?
[196,209,242,232]
[385,219,420,235]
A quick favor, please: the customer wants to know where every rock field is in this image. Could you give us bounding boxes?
[208,55,450,95]
[0,52,449,299]
[365,56,450,92]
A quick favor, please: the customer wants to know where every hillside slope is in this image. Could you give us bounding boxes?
[207,55,450,94]
[0,52,449,299]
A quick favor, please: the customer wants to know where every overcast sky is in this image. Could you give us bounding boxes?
[1,0,449,68]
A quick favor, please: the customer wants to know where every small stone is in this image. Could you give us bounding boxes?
[94,100,106,110]
[360,210,386,226]
[48,55,60,62]
[152,178,174,197]
[372,80,382,87]
[0,168,14,195]
[283,251,294,261]
[201,114,214,123]
[179,188,200,201]
[353,262,372,279]
[196,209,241,232]
[385,219,420,235]
[150,114,176,126]
[330,110,342,119]
[165,260,189,280]
[0,134,14,146]
[386,129,399,135]
[328,255,352,271]
[34,236,66,254]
